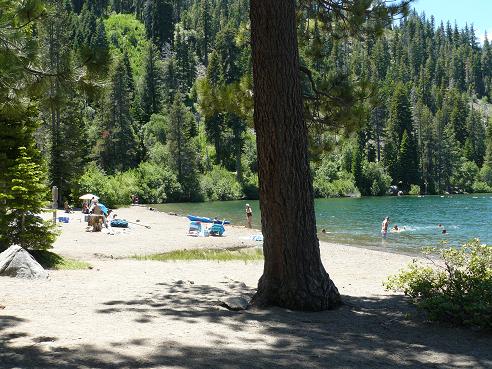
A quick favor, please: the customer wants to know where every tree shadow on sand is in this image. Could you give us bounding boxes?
[1,281,491,369]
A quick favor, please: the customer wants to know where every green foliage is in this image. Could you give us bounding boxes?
[0,110,56,251]
[104,13,149,79]
[76,163,137,208]
[135,162,182,203]
[451,160,480,192]
[409,184,421,196]
[166,93,201,201]
[314,173,359,198]
[200,166,243,201]
[385,240,492,329]
[363,162,392,196]
[96,56,138,173]
[76,161,182,207]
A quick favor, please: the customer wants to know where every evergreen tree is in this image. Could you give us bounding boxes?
[139,43,163,124]
[463,106,485,167]
[143,0,174,51]
[0,108,55,251]
[166,92,200,201]
[398,130,419,190]
[97,58,138,173]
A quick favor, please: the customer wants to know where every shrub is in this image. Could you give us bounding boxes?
[136,162,181,203]
[76,162,183,207]
[76,163,138,208]
[363,162,392,196]
[409,184,421,195]
[472,181,492,193]
[314,172,359,198]
[200,166,243,201]
[385,240,492,329]
[241,173,259,200]
[451,160,479,192]
[479,165,492,186]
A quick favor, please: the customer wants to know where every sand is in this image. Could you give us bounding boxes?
[1,206,491,369]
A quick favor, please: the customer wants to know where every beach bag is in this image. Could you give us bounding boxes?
[111,219,129,228]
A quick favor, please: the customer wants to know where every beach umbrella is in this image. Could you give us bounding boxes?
[79,194,99,200]
[98,203,109,215]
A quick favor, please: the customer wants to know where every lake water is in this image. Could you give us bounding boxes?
[152,194,492,254]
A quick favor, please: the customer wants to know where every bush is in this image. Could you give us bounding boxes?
[472,181,492,193]
[314,171,359,198]
[200,166,243,201]
[480,165,492,186]
[451,160,479,192]
[241,173,259,200]
[363,162,392,196]
[409,184,421,195]
[385,240,492,329]
[76,163,138,208]
[76,162,184,207]
[136,162,181,203]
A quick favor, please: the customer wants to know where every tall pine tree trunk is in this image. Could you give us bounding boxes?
[250,0,341,311]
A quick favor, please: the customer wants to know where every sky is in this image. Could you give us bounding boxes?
[412,0,492,43]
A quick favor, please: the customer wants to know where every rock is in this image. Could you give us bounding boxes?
[219,296,249,311]
[0,245,48,279]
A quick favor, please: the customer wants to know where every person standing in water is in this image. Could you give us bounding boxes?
[381,216,390,237]
[245,204,253,228]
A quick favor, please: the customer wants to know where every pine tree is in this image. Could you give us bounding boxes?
[0,108,55,251]
[398,130,419,190]
[464,106,486,167]
[98,58,138,173]
[139,43,163,124]
[143,0,174,51]
[166,92,200,201]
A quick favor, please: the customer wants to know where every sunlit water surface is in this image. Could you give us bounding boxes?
[152,194,492,253]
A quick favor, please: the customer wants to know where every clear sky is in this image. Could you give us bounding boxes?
[412,0,492,43]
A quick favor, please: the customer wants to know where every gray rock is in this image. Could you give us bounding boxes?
[220,296,249,311]
[0,245,48,279]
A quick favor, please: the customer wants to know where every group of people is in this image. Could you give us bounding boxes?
[381,216,447,237]
[82,197,117,234]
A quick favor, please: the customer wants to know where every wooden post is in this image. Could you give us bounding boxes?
[52,186,58,223]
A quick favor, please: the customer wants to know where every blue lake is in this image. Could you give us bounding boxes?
[153,194,492,253]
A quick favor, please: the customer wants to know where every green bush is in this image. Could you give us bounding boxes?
[479,165,492,187]
[363,162,392,196]
[76,162,183,207]
[241,173,259,200]
[76,163,138,208]
[385,239,492,329]
[409,184,421,195]
[136,162,181,203]
[314,172,359,198]
[200,166,243,201]
[472,181,492,193]
[451,160,479,192]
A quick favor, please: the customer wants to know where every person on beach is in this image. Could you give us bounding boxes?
[381,216,390,237]
[106,209,116,235]
[245,204,253,228]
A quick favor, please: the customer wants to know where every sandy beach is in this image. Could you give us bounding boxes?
[1,206,491,369]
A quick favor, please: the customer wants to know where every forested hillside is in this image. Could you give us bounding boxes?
[3,0,492,207]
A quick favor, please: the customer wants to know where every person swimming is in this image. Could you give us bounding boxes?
[392,224,399,232]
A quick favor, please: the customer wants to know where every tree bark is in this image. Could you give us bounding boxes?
[250,0,341,311]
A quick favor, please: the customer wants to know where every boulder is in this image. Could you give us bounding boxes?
[0,245,48,279]
[219,296,249,311]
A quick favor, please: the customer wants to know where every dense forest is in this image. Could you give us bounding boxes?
[2,0,492,210]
